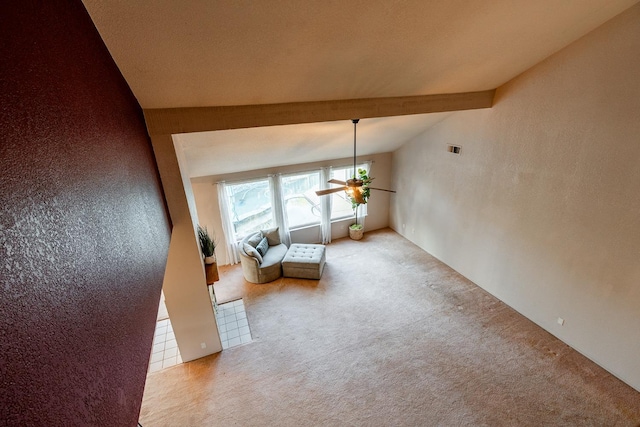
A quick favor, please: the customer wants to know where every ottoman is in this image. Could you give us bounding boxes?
[282,243,326,279]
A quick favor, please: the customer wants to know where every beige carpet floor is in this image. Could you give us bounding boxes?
[140,228,640,426]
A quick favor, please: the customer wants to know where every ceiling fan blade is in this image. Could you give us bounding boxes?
[369,187,397,193]
[315,187,346,196]
[328,179,347,185]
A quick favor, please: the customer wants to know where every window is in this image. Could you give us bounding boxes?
[225,179,273,239]
[220,163,370,246]
[281,171,321,230]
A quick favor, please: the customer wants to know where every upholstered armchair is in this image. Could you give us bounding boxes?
[238,228,288,284]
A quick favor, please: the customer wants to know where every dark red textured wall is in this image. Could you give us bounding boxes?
[0,1,171,425]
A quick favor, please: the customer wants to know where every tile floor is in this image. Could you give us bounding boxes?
[216,299,252,349]
[148,299,251,373]
[148,318,181,373]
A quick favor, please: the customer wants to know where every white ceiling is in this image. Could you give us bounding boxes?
[82,0,638,177]
[175,113,452,177]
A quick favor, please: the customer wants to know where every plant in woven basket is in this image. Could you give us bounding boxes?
[198,225,219,284]
[197,225,216,262]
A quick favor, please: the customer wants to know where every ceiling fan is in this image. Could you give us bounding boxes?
[315,119,396,203]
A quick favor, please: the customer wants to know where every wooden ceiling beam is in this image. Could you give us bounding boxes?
[143,90,495,136]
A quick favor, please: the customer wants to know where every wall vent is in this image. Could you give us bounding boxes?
[447,145,461,154]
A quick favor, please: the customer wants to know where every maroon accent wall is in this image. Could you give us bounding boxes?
[0,1,171,426]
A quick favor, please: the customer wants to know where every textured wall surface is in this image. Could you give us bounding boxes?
[0,1,170,425]
[391,4,640,391]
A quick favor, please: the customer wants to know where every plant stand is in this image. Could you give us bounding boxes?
[205,261,219,284]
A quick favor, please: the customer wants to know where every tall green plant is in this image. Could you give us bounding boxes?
[349,168,373,226]
[197,225,216,258]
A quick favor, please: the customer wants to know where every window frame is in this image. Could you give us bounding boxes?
[224,177,274,241]
[220,162,371,241]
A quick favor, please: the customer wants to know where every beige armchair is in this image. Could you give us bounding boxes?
[238,230,288,284]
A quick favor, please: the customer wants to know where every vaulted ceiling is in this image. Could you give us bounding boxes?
[82,0,638,176]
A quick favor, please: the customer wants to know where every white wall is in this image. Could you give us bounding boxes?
[148,134,222,361]
[192,152,393,265]
[391,5,640,391]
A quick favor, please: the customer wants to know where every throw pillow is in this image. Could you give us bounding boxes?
[246,232,263,248]
[243,243,263,264]
[256,237,269,257]
[261,227,281,246]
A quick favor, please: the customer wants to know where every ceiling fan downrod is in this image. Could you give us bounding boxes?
[352,118,359,179]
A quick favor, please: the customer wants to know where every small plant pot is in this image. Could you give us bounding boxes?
[349,226,364,240]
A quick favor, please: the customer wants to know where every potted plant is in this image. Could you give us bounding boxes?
[349,222,364,240]
[197,225,219,283]
[347,168,371,240]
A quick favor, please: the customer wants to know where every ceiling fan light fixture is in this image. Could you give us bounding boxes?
[348,187,366,205]
[315,118,394,204]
